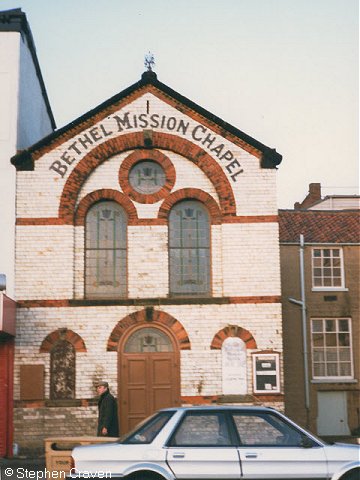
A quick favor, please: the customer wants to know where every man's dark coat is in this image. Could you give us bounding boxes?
[97,389,119,436]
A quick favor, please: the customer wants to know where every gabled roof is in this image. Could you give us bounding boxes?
[0,8,56,129]
[279,209,360,244]
[11,71,282,169]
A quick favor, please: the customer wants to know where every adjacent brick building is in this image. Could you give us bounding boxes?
[280,184,360,437]
[11,69,283,454]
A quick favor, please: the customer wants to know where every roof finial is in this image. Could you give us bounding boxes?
[144,51,155,72]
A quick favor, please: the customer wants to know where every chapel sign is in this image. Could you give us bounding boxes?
[49,111,244,183]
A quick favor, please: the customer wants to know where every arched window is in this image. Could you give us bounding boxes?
[85,201,127,298]
[124,328,174,353]
[50,340,75,400]
[169,200,210,296]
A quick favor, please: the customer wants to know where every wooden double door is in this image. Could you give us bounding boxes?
[119,326,180,434]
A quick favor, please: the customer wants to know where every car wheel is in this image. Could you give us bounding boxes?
[341,468,360,480]
[130,472,165,480]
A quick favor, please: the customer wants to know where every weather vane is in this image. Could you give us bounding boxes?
[144,51,155,72]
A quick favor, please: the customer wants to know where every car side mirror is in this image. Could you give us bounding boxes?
[300,436,314,448]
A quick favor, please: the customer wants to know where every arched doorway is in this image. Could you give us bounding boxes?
[119,325,180,434]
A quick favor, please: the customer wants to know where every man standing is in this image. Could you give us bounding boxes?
[96,381,119,437]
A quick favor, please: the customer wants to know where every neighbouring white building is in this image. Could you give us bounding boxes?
[0,8,55,297]
[0,8,55,458]
[11,65,283,454]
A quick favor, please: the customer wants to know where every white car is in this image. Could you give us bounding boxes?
[68,406,359,480]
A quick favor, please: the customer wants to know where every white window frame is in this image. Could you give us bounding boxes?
[252,353,280,394]
[311,247,346,291]
[311,317,354,381]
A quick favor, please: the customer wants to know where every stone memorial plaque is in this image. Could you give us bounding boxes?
[222,337,247,395]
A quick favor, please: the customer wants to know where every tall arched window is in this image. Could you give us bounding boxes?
[169,200,210,296]
[50,340,75,400]
[85,201,127,298]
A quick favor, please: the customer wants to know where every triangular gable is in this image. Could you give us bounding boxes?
[11,71,282,170]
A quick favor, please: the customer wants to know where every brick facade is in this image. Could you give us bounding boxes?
[12,72,283,454]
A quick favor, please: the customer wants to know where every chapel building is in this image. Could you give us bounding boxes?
[11,70,283,453]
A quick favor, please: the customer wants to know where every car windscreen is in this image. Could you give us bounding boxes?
[120,411,175,444]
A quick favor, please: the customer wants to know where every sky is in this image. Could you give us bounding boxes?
[2,0,359,208]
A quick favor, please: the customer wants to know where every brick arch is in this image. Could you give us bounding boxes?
[158,188,222,225]
[107,308,191,351]
[74,189,138,226]
[210,325,257,350]
[40,328,87,353]
[59,132,236,224]
[118,149,176,204]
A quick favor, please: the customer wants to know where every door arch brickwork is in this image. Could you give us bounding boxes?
[210,324,257,350]
[107,308,191,351]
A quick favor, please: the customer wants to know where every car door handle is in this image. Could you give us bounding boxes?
[172,452,185,458]
[245,453,258,459]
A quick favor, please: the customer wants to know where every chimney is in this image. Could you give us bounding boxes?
[294,183,322,210]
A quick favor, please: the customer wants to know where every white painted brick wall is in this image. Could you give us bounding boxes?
[15,222,280,300]
[127,225,169,297]
[15,225,74,299]
[222,223,281,296]
[14,303,282,399]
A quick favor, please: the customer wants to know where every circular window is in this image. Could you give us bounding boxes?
[119,149,175,204]
[129,161,166,194]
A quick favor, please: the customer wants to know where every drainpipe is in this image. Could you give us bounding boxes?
[288,234,310,426]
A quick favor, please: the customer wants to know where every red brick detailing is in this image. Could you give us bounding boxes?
[17,300,70,308]
[228,296,281,304]
[59,133,142,224]
[16,216,278,226]
[181,396,219,405]
[211,325,257,350]
[74,189,138,226]
[135,218,167,226]
[107,309,191,351]
[40,328,87,353]
[158,188,222,225]
[16,218,67,225]
[15,296,280,308]
[152,132,235,216]
[180,394,284,404]
[58,133,235,224]
[119,149,176,204]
